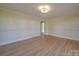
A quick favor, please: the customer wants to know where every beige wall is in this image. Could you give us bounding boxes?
[46,16,79,41]
[0,8,41,46]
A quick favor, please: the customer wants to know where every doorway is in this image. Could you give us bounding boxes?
[40,21,45,36]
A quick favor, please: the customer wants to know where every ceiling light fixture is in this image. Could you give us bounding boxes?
[38,5,50,13]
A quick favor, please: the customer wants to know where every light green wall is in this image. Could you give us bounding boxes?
[0,8,41,46]
[46,16,79,40]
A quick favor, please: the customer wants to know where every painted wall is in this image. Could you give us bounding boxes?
[46,16,79,41]
[0,8,41,46]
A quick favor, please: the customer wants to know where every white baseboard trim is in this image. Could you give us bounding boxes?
[0,33,40,46]
[45,33,79,41]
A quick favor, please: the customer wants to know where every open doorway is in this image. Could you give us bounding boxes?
[40,21,45,36]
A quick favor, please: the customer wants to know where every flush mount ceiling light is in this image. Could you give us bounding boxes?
[38,5,51,13]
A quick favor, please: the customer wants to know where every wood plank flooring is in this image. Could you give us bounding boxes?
[0,35,79,56]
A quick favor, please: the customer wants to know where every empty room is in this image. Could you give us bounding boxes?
[0,3,79,56]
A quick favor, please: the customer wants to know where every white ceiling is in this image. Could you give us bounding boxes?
[0,3,79,19]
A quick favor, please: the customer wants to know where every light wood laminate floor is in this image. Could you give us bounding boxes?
[0,35,79,56]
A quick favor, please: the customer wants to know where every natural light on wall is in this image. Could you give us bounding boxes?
[41,21,45,33]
